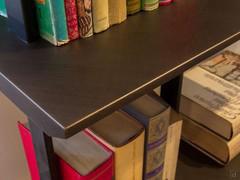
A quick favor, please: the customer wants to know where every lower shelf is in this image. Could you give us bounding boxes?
[176,141,240,180]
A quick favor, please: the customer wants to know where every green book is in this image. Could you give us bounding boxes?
[34,0,69,46]
[142,0,159,11]
[0,0,7,17]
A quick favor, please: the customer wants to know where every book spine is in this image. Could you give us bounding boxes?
[76,0,93,38]
[127,0,141,15]
[64,0,79,40]
[34,0,69,46]
[50,0,69,45]
[108,0,127,26]
[0,0,7,17]
[142,0,159,11]
[92,0,109,33]
[123,106,170,180]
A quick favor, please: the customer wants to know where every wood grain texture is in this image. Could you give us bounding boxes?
[0,0,240,138]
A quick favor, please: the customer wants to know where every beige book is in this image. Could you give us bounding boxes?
[108,0,127,26]
[182,115,240,164]
[88,110,144,180]
[92,0,109,33]
[181,51,240,140]
[162,110,182,180]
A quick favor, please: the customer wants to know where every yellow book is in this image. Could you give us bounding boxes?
[92,0,109,33]
[87,110,144,180]
[108,0,127,26]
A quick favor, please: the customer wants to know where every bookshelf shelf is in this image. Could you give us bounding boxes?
[0,0,239,138]
[0,0,240,179]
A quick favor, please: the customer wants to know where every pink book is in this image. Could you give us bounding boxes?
[18,122,114,180]
[64,0,79,40]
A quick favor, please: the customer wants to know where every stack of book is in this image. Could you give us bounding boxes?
[180,51,240,165]
[18,93,182,180]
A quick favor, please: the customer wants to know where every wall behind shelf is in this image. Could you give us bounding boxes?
[0,92,30,180]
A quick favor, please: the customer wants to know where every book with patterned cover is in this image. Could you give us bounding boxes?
[123,94,170,180]
[64,0,79,40]
[76,0,93,38]
[0,0,7,17]
[127,0,141,15]
[142,0,159,11]
[181,51,240,140]
[18,122,114,180]
[92,0,109,33]
[34,0,69,46]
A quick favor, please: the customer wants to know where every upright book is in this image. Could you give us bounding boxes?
[76,0,93,38]
[182,115,240,164]
[88,110,145,180]
[18,122,114,180]
[108,0,127,26]
[127,0,141,15]
[92,0,109,33]
[0,0,7,17]
[34,0,69,46]
[64,0,79,40]
[181,51,240,140]
[123,94,170,180]
[142,0,159,11]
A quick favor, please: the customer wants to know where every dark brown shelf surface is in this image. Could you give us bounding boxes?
[0,0,240,138]
[177,141,240,180]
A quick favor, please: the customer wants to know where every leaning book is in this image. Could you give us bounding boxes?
[181,51,240,140]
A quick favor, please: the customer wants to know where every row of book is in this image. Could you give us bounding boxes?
[22,0,173,46]
[180,50,240,165]
[0,0,174,45]
[18,92,182,180]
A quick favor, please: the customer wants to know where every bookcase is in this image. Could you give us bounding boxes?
[0,0,239,179]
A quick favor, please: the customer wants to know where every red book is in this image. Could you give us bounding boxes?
[64,0,79,40]
[18,122,114,180]
[159,0,174,6]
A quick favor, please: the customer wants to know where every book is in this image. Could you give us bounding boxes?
[182,115,240,164]
[34,0,69,46]
[92,0,109,33]
[64,0,79,40]
[181,51,240,140]
[127,0,141,15]
[162,110,182,180]
[76,0,93,38]
[88,110,145,180]
[0,0,7,17]
[142,0,159,11]
[122,94,170,180]
[159,0,173,6]
[18,122,114,180]
[108,0,127,26]
[5,0,39,43]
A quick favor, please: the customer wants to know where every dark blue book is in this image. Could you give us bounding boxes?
[5,0,39,43]
[122,94,170,180]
